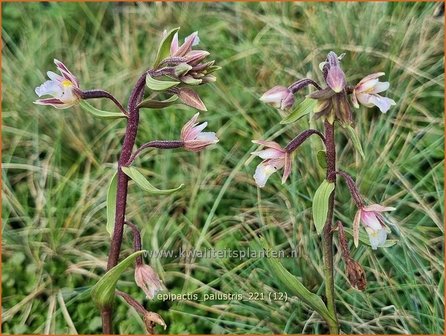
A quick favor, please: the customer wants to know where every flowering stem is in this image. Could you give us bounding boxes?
[127,140,184,166]
[79,89,128,115]
[322,121,339,334]
[285,129,325,153]
[101,70,148,333]
[288,78,322,93]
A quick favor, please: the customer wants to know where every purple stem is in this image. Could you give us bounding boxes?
[101,70,149,334]
[322,121,339,334]
[285,129,325,153]
[125,221,143,266]
[126,140,184,166]
[79,89,128,115]
[329,171,364,208]
[288,78,322,93]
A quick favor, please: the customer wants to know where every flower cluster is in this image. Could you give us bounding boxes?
[255,51,397,251]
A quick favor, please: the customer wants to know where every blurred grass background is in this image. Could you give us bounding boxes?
[1,2,444,334]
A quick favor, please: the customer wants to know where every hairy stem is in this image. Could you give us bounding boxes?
[101,71,148,333]
[127,140,184,166]
[322,121,339,334]
[79,89,128,115]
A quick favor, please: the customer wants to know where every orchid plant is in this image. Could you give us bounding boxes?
[34,28,219,334]
[253,52,396,333]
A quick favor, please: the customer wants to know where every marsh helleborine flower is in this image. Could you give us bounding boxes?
[259,86,295,111]
[353,204,395,249]
[352,72,396,113]
[134,264,165,300]
[251,141,291,188]
[34,59,81,109]
[181,113,219,152]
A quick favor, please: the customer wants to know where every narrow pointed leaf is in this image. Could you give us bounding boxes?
[146,74,180,91]
[122,166,184,195]
[138,95,178,109]
[106,172,118,237]
[281,98,317,124]
[312,180,335,234]
[343,125,365,159]
[260,238,335,324]
[91,250,145,308]
[153,27,180,68]
[177,88,207,111]
[79,101,127,119]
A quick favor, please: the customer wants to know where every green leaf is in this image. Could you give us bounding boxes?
[122,166,184,195]
[91,250,145,308]
[106,172,118,237]
[317,150,327,169]
[153,27,180,68]
[146,74,180,92]
[260,238,335,324]
[79,101,127,119]
[343,125,365,159]
[281,98,317,124]
[138,95,178,109]
[312,180,335,234]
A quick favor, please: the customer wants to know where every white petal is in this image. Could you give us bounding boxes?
[253,162,277,188]
[370,81,389,94]
[251,148,285,160]
[366,227,387,250]
[35,80,63,98]
[370,95,396,113]
[47,71,63,81]
[196,132,218,142]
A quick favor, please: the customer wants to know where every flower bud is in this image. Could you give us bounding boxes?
[325,52,346,93]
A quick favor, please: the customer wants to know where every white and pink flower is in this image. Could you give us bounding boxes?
[134,264,165,300]
[353,203,396,249]
[181,113,219,152]
[259,86,295,111]
[251,141,291,188]
[352,72,396,113]
[34,59,81,109]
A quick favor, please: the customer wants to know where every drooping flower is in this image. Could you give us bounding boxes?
[251,141,291,188]
[259,86,295,111]
[134,264,166,300]
[34,59,81,109]
[351,72,396,113]
[353,204,396,249]
[181,113,219,152]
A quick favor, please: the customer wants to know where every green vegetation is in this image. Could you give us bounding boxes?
[2,2,444,334]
